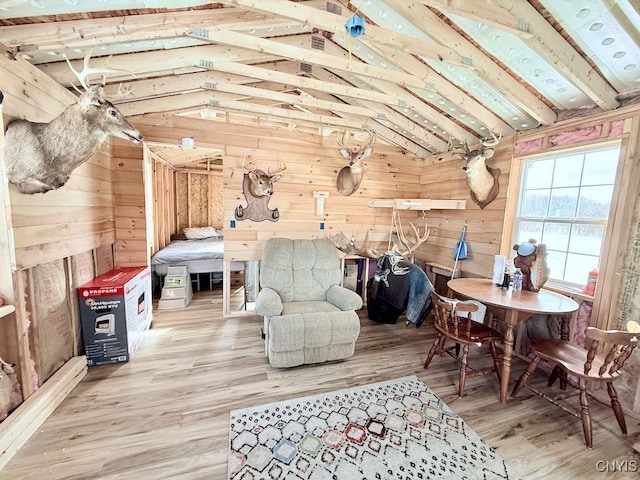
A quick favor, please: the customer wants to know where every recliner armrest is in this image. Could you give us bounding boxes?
[327,285,363,311]
[255,287,284,317]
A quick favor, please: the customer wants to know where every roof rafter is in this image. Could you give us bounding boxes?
[212,0,469,66]
[188,30,431,90]
[489,0,619,110]
[381,0,557,125]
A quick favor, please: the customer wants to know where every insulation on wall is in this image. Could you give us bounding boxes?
[95,245,115,276]
[29,260,73,384]
[70,251,96,355]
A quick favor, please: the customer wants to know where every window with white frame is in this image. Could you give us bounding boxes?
[513,143,621,289]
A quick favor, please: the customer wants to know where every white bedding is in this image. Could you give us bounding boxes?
[151,237,224,265]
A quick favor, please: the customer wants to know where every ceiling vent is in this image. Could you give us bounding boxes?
[311,36,325,51]
[300,63,313,74]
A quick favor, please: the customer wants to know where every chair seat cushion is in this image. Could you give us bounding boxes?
[531,339,621,381]
[269,311,360,353]
[282,301,340,315]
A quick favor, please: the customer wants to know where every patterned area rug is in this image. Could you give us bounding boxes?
[228,375,520,479]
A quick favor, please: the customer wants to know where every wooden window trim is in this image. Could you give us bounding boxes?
[501,116,640,330]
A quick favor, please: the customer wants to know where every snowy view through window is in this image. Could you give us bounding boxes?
[515,145,620,287]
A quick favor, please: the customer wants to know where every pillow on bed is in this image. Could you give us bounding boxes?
[184,226,222,240]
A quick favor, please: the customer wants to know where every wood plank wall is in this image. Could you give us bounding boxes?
[129,113,425,263]
[416,140,514,278]
[0,54,118,400]
[112,139,147,267]
[0,55,117,271]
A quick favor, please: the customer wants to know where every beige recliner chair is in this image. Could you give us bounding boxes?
[255,238,362,368]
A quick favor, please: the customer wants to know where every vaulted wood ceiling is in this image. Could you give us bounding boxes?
[0,0,638,159]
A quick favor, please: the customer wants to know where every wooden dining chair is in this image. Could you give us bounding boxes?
[424,293,502,398]
[511,326,639,449]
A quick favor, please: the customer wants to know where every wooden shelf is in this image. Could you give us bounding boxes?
[0,304,15,319]
[369,199,466,210]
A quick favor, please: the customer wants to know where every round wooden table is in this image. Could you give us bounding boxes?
[447,277,579,404]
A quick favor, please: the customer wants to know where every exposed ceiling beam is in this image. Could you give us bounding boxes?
[198,61,416,107]
[300,89,436,153]
[200,82,379,118]
[101,61,302,100]
[188,30,431,89]
[415,0,533,39]
[38,45,277,86]
[0,9,286,52]
[322,37,507,141]
[312,67,448,152]
[490,0,619,110]
[212,0,469,66]
[381,0,557,125]
[121,90,431,156]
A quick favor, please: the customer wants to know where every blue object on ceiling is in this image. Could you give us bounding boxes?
[345,15,365,37]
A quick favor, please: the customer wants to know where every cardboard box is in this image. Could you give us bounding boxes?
[78,267,152,366]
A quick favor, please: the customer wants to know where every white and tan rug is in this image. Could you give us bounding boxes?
[228,375,520,479]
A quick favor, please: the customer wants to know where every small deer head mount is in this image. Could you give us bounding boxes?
[336,129,375,196]
[453,131,502,209]
[3,53,142,194]
[235,161,286,222]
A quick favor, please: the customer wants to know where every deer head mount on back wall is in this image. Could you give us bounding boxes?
[336,129,375,196]
[452,131,502,209]
[3,53,143,195]
[235,160,287,222]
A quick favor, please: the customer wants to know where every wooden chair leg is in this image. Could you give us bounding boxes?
[579,379,593,449]
[607,382,627,435]
[547,365,562,387]
[512,356,541,397]
[489,342,501,382]
[424,334,443,369]
[458,344,470,398]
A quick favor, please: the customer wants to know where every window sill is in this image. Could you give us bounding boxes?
[542,284,594,303]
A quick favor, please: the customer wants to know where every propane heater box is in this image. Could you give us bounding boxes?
[78,266,152,366]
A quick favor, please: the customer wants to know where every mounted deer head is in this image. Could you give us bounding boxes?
[235,161,286,222]
[3,53,142,194]
[243,160,286,197]
[453,131,502,209]
[336,129,375,196]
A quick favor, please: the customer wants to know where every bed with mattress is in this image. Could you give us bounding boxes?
[151,234,245,290]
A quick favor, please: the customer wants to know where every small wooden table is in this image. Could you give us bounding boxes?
[447,277,579,404]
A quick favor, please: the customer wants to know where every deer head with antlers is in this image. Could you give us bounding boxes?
[453,131,502,209]
[3,53,142,194]
[235,161,287,222]
[336,129,375,196]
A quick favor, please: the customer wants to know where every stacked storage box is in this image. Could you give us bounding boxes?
[158,265,193,309]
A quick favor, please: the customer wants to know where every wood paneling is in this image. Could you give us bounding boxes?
[416,141,514,278]
[112,139,147,267]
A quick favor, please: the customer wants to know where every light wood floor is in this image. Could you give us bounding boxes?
[2,288,639,479]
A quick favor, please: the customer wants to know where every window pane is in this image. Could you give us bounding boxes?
[553,154,583,188]
[524,159,553,189]
[547,250,566,281]
[582,148,619,186]
[549,187,578,218]
[565,253,599,285]
[542,222,570,251]
[517,221,543,244]
[514,144,620,288]
[577,185,614,219]
[521,190,549,217]
[569,224,604,256]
